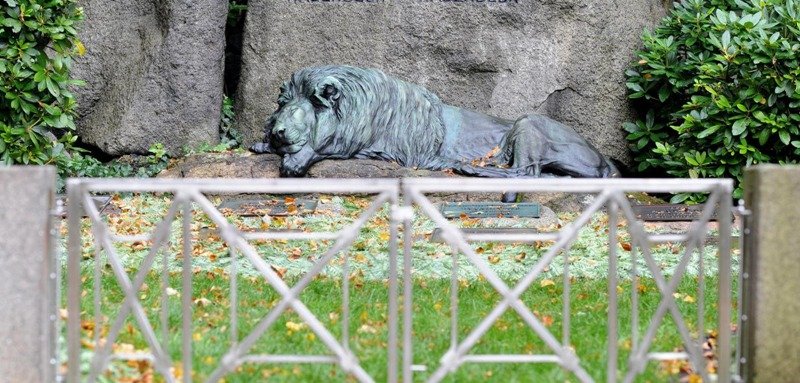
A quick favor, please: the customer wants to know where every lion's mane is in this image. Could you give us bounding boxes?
[288,66,447,168]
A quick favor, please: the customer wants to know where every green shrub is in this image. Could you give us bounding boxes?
[624,0,800,201]
[219,95,242,148]
[1,0,84,166]
[57,143,170,191]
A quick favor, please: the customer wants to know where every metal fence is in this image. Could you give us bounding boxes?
[64,177,737,382]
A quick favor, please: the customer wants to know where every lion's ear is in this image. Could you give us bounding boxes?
[314,76,342,109]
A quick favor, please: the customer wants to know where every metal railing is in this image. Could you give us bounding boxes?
[66,178,400,383]
[401,178,735,383]
[64,177,737,382]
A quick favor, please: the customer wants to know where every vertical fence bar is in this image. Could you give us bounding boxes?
[402,190,414,383]
[66,180,83,383]
[342,249,351,358]
[717,185,733,383]
[161,248,170,346]
[54,198,65,383]
[631,246,639,356]
[387,190,400,383]
[563,239,571,350]
[181,197,193,383]
[92,235,103,351]
[607,199,619,383]
[230,247,239,348]
[697,235,705,352]
[450,243,459,355]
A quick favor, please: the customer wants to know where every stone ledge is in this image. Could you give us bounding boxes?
[159,152,591,211]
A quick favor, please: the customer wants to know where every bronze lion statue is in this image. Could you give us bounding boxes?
[251,65,618,190]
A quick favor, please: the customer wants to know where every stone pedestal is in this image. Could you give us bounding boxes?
[0,167,57,382]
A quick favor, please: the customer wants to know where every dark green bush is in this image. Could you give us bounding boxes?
[56,143,170,190]
[1,0,84,166]
[624,0,800,201]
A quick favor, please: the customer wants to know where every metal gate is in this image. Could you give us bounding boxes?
[64,177,737,382]
[400,178,736,382]
[65,178,400,383]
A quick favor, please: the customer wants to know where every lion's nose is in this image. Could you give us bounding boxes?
[274,124,285,138]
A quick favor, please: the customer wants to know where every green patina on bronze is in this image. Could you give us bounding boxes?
[251,65,618,187]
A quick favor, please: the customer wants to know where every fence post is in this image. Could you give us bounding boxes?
[0,166,57,382]
[742,165,800,382]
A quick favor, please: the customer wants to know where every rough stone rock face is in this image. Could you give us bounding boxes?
[72,0,227,155]
[237,0,669,165]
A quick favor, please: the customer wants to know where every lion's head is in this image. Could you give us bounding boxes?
[251,65,447,177]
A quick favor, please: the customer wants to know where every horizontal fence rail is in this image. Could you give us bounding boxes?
[63,177,738,382]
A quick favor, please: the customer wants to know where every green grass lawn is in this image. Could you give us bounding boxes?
[65,194,737,382]
[75,270,725,382]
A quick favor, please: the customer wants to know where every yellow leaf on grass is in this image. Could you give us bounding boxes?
[540,279,555,288]
[683,295,696,303]
[286,321,306,335]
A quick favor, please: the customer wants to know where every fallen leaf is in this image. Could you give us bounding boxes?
[488,255,500,264]
[289,247,302,260]
[285,321,306,334]
[271,265,287,279]
[194,297,212,307]
[540,279,555,288]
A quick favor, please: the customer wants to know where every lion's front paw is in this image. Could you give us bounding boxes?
[250,142,273,154]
